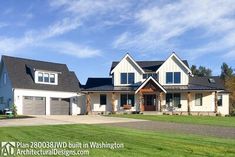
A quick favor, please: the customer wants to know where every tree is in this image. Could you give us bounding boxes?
[190,65,212,77]
[224,76,235,115]
[220,62,233,80]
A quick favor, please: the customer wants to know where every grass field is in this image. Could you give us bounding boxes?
[0,124,234,157]
[109,114,235,127]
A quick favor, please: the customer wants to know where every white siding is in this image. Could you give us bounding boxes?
[13,89,83,115]
[190,92,214,112]
[113,57,143,86]
[0,62,13,110]
[158,56,189,85]
[218,93,229,115]
[89,92,138,112]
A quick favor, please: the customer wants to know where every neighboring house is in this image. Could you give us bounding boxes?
[82,53,229,115]
[0,55,85,115]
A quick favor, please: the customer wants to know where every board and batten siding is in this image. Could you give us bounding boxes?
[113,57,143,86]
[158,56,189,85]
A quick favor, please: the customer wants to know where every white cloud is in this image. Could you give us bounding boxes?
[113,0,235,58]
[0,17,82,55]
[40,41,101,58]
[0,0,131,58]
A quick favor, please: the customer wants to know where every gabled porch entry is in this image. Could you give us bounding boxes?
[135,77,166,112]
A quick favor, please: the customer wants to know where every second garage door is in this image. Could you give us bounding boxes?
[50,98,70,115]
[23,96,46,115]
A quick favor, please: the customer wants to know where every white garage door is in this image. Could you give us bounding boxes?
[23,96,46,115]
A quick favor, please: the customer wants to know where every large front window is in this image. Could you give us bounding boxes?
[166,72,181,84]
[120,94,135,107]
[166,93,181,107]
[120,73,135,84]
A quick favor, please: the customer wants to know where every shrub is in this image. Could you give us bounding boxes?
[11,104,17,118]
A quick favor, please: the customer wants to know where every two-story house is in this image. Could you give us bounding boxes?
[0,56,84,115]
[82,53,229,115]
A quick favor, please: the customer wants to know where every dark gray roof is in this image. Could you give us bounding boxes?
[82,76,225,92]
[189,76,224,90]
[2,55,80,92]
[83,78,137,91]
[110,60,189,73]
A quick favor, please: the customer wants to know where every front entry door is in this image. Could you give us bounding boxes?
[143,95,156,111]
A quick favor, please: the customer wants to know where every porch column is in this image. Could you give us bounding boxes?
[187,92,191,115]
[139,91,144,112]
[214,91,218,113]
[159,92,163,112]
[111,92,115,113]
[86,93,91,115]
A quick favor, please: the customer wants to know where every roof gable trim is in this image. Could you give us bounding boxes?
[110,53,145,74]
[156,52,192,74]
[135,76,167,94]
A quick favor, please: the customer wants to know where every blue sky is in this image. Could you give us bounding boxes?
[0,0,235,84]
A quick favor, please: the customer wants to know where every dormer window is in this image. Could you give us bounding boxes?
[44,73,49,82]
[38,73,43,82]
[50,74,55,83]
[35,71,58,85]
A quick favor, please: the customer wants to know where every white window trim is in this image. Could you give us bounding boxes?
[195,93,203,106]
[165,72,181,85]
[35,71,58,85]
[120,72,135,85]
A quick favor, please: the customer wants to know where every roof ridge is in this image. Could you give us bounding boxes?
[2,55,67,66]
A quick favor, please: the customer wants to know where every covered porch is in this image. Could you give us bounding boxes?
[135,77,167,112]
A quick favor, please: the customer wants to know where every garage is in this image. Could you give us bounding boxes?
[23,96,46,115]
[50,98,70,115]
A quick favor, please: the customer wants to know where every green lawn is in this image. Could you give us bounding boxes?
[109,114,235,127]
[0,124,234,157]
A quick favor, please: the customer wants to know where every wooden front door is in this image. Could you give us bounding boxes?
[143,94,156,111]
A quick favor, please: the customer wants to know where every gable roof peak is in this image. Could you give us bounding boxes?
[110,53,145,74]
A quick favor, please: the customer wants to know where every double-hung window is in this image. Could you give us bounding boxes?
[120,94,135,107]
[166,93,181,108]
[195,93,203,106]
[38,72,43,82]
[50,74,55,83]
[100,94,107,105]
[120,73,135,84]
[44,73,49,82]
[217,95,222,106]
[166,72,181,84]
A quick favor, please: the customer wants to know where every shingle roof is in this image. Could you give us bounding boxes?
[83,77,137,91]
[188,76,225,90]
[110,60,189,73]
[2,55,80,92]
[82,76,225,92]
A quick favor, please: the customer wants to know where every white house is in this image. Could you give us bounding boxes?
[0,55,85,115]
[82,53,229,116]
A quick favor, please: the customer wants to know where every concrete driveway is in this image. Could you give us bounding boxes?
[0,115,146,127]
